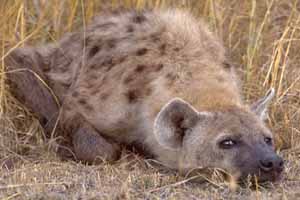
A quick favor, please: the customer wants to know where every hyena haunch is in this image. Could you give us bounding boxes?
[5,9,283,182]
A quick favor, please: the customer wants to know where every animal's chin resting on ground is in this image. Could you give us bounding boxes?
[4,8,284,184]
[177,165,283,184]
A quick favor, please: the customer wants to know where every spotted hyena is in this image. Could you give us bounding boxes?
[5,9,284,182]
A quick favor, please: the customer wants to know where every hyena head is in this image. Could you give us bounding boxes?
[154,89,284,182]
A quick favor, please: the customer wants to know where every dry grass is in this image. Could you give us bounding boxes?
[1,0,300,199]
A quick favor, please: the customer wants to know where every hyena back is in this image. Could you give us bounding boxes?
[5,9,283,182]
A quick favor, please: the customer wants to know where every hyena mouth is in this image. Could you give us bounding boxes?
[258,170,284,183]
[238,169,284,184]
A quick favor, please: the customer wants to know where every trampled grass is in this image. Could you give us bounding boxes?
[1,0,300,199]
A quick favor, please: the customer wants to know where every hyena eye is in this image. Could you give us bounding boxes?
[219,139,237,149]
[264,137,273,146]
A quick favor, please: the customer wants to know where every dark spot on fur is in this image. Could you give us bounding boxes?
[83,104,93,111]
[100,92,110,101]
[174,47,180,52]
[125,90,139,103]
[118,56,127,64]
[127,25,134,33]
[107,39,116,49]
[124,75,134,84]
[154,64,164,71]
[102,58,113,66]
[136,48,148,56]
[132,13,146,24]
[89,46,100,58]
[166,73,177,86]
[166,73,176,80]
[89,64,97,70]
[160,44,166,55]
[61,82,71,88]
[151,35,160,43]
[40,65,51,72]
[102,58,116,72]
[78,98,87,105]
[77,97,93,111]
[187,71,193,77]
[135,64,146,73]
[223,62,232,69]
[149,30,164,41]
[72,91,79,98]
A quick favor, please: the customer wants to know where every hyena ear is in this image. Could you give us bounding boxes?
[251,88,275,121]
[154,98,208,150]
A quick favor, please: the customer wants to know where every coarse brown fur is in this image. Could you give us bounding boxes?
[4,9,283,182]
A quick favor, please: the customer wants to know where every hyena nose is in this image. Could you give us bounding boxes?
[259,155,284,173]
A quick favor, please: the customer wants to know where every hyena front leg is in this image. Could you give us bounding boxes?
[72,123,121,163]
[63,112,121,163]
[4,47,59,134]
